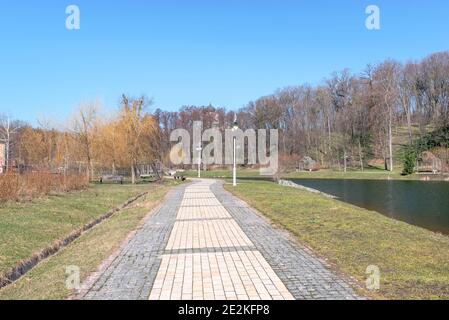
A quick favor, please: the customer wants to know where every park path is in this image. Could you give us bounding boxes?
[82,179,359,300]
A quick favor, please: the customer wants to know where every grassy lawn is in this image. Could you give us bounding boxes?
[184,167,448,181]
[225,180,449,300]
[0,183,149,277]
[0,181,169,278]
[282,168,431,181]
[0,179,181,299]
[183,169,265,179]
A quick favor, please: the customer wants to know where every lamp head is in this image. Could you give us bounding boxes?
[232,115,239,131]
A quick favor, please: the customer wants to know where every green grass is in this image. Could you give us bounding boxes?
[282,168,433,181]
[0,180,180,300]
[183,167,448,181]
[225,180,449,300]
[0,182,160,277]
[183,169,266,179]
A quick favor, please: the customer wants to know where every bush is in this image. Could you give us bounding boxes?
[0,172,89,203]
[402,126,449,175]
[402,148,417,175]
[0,174,20,202]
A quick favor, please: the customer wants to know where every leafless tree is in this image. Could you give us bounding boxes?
[70,102,100,180]
[0,114,24,172]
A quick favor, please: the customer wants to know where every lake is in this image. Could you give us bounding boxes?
[290,179,449,236]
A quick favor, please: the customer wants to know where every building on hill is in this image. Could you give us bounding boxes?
[416,151,445,174]
[297,156,320,172]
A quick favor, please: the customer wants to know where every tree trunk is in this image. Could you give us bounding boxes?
[337,150,342,171]
[406,110,413,143]
[388,106,394,172]
[343,149,347,173]
[151,161,162,181]
[358,139,364,172]
[5,137,9,172]
[90,160,94,181]
[86,157,92,181]
[327,116,333,168]
[131,165,136,184]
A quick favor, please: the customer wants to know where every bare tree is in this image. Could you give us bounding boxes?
[399,63,418,142]
[0,114,23,172]
[373,61,400,171]
[70,102,100,180]
[152,51,449,174]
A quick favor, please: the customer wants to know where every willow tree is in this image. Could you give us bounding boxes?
[117,95,159,184]
[93,118,126,175]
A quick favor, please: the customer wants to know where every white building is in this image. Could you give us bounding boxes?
[0,143,5,173]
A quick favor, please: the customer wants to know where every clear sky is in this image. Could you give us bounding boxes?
[0,0,448,124]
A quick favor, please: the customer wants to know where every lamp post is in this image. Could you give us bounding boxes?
[196,144,202,178]
[232,118,239,187]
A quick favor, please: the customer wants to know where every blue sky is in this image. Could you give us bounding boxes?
[0,0,448,124]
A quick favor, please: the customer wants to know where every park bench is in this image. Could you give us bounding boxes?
[174,174,186,181]
[99,175,124,184]
[140,173,156,179]
[140,173,159,182]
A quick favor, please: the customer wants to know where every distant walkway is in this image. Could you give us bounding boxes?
[82,179,359,300]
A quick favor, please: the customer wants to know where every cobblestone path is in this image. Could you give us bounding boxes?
[82,179,359,300]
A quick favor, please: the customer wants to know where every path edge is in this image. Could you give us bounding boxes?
[70,184,185,300]
[216,180,368,299]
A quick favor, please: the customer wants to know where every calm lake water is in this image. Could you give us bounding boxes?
[290,179,449,236]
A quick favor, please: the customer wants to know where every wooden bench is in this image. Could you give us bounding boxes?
[140,173,156,180]
[99,175,124,184]
[174,174,186,181]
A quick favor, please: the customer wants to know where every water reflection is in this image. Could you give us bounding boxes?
[290,179,449,235]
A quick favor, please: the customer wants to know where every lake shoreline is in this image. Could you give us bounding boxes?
[283,170,449,182]
[288,177,449,236]
[225,180,449,300]
[278,179,338,199]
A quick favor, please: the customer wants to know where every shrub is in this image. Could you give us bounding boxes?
[0,174,20,202]
[402,147,418,175]
[0,172,89,203]
[402,126,449,175]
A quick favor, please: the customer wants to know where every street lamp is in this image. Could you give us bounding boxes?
[232,117,239,187]
[196,143,202,178]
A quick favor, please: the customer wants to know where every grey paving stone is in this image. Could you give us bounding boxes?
[83,184,187,300]
[210,180,361,300]
[82,180,362,300]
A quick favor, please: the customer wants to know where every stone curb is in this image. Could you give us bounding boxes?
[278,179,337,199]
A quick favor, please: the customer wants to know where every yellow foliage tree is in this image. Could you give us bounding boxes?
[116,95,159,184]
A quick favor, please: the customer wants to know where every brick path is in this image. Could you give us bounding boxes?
[82,179,360,300]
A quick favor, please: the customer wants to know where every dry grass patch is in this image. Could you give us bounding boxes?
[0,180,181,300]
[0,182,155,279]
[0,172,88,203]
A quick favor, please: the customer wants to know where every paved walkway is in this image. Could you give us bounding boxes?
[82,179,359,300]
